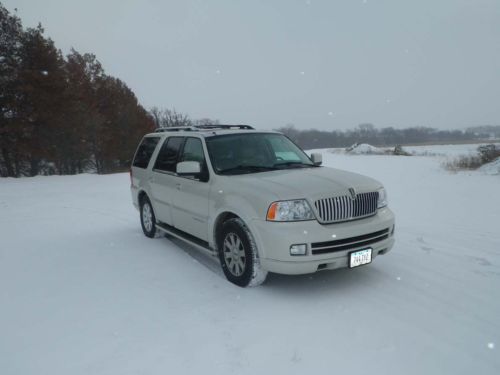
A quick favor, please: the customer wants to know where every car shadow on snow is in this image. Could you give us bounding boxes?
[263,266,388,295]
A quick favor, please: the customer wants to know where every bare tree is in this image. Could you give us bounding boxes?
[192,118,220,126]
[149,106,162,128]
[149,107,191,128]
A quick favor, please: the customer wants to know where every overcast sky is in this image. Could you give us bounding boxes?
[5,0,500,130]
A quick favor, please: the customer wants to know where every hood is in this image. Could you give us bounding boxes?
[232,166,383,201]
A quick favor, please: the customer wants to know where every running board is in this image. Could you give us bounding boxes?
[156,222,217,257]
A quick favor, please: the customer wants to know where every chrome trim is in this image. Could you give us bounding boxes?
[314,191,379,223]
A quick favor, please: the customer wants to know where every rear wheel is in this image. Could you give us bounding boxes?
[217,218,267,287]
[140,196,157,238]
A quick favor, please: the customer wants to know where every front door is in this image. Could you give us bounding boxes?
[170,137,211,241]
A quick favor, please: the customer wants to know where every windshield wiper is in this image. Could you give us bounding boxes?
[218,165,279,175]
[273,161,315,169]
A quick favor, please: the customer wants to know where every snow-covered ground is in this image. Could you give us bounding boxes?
[403,143,488,157]
[1,144,499,375]
[479,157,500,175]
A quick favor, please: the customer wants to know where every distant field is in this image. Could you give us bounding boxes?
[312,142,500,159]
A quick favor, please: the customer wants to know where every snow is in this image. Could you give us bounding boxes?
[479,157,500,175]
[404,143,486,157]
[346,143,386,154]
[1,144,500,374]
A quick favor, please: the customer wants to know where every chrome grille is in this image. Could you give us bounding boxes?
[314,191,379,223]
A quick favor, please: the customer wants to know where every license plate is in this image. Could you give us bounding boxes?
[349,248,372,268]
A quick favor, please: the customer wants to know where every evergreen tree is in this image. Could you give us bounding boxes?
[0,5,23,176]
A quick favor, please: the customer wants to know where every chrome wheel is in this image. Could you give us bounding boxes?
[142,203,153,232]
[223,232,246,277]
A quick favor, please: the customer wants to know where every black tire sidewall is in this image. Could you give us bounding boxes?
[140,197,156,238]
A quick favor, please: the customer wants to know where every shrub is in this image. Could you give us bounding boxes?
[443,144,499,171]
[478,144,500,164]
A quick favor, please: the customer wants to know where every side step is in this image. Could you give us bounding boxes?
[156,222,217,257]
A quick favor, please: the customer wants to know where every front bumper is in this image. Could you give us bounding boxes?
[250,207,395,275]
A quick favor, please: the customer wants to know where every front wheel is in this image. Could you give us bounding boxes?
[140,196,157,238]
[217,218,267,287]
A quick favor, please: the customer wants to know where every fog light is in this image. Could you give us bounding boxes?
[290,244,307,256]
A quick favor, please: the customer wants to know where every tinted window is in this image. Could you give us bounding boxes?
[181,138,205,163]
[180,137,209,181]
[154,137,184,172]
[132,137,160,169]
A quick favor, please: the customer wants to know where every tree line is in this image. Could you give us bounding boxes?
[277,123,498,150]
[0,4,155,177]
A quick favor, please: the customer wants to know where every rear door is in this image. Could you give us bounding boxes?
[170,137,211,241]
[131,136,161,206]
[149,136,185,225]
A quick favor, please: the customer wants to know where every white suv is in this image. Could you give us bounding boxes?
[130,125,395,287]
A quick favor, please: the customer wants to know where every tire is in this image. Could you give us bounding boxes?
[217,218,268,287]
[140,196,157,238]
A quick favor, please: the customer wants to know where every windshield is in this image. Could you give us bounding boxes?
[205,133,315,175]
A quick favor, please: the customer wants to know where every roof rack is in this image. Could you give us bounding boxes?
[194,124,254,130]
[154,126,196,133]
[154,124,254,133]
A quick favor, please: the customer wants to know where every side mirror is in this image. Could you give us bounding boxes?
[176,161,201,175]
[310,153,322,166]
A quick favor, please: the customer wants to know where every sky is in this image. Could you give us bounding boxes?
[4,0,500,130]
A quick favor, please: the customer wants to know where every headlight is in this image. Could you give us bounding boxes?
[377,188,388,208]
[266,199,315,221]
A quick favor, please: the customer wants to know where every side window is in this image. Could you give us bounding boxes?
[132,137,160,169]
[180,138,209,181]
[181,138,205,163]
[154,137,184,172]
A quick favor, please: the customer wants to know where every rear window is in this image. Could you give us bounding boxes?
[132,137,160,169]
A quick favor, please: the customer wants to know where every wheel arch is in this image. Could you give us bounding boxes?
[213,211,240,247]
[138,189,148,205]
[212,210,266,258]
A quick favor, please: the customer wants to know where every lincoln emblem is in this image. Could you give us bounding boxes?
[349,188,356,200]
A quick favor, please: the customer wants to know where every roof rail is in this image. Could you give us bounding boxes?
[154,124,254,133]
[194,124,254,130]
[154,126,196,133]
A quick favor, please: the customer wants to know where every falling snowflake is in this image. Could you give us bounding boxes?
[328,112,334,116]
[386,99,392,103]
[404,49,410,54]
[488,342,495,349]
[300,71,305,75]
[305,0,311,5]
[215,69,221,75]
[41,70,48,76]
[396,276,401,281]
